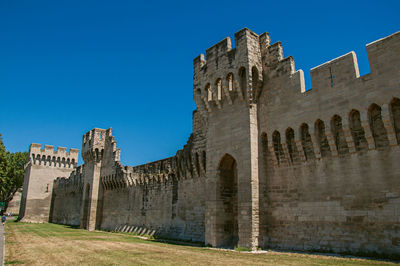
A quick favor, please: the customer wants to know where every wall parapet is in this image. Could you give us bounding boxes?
[53,165,84,193]
[29,143,79,168]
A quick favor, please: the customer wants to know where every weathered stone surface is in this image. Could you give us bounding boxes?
[20,29,400,256]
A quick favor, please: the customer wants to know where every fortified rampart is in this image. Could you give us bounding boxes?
[19,144,79,222]
[21,28,400,257]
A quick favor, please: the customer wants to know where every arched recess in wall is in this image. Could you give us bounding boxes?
[285,128,298,163]
[238,67,247,93]
[390,98,400,144]
[368,103,389,149]
[272,131,285,165]
[205,83,212,101]
[226,73,234,91]
[216,154,238,248]
[349,109,368,152]
[315,119,330,158]
[300,123,315,161]
[215,78,222,101]
[187,152,193,176]
[331,115,349,155]
[195,152,200,176]
[261,132,269,167]
[251,66,259,89]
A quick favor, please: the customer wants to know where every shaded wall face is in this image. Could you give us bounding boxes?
[50,189,82,226]
[100,176,206,242]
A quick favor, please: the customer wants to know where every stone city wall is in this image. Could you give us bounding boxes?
[27,28,400,256]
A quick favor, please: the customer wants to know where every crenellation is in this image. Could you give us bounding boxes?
[310,52,360,91]
[366,31,400,77]
[29,143,79,168]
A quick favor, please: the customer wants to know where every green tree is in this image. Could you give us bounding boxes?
[0,134,27,213]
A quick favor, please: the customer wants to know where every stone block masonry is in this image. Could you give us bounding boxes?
[21,28,400,257]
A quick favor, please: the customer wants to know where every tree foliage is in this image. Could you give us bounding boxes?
[0,134,27,212]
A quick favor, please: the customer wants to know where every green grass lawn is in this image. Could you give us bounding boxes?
[5,221,397,265]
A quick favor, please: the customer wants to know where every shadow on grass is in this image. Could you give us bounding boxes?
[151,236,205,248]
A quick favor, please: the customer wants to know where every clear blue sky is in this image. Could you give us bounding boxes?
[0,0,399,166]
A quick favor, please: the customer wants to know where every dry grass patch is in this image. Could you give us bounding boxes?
[5,222,397,265]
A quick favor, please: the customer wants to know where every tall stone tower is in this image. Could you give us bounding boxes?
[80,128,107,230]
[193,28,267,249]
[19,144,78,222]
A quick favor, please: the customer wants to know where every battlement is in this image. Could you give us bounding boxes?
[82,128,111,162]
[193,28,263,72]
[53,165,84,192]
[300,31,400,94]
[29,143,79,168]
[193,28,270,111]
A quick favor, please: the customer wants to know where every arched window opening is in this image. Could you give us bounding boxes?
[195,152,200,175]
[315,120,330,158]
[331,115,349,155]
[42,155,46,166]
[202,151,206,171]
[300,123,315,160]
[205,83,212,101]
[349,110,368,151]
[238,67,246,91]
[369,104,389,148]
[227,73,234,91]
[187,153,193,174]
[272,131,285,165]
[286,128,297,163]
[251,66,259,89]
[390,98,400,144]
[215,79,222,101]
[261,132,269,166]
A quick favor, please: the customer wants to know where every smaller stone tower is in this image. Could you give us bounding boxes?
[80,128,107,230]
[19,144,78,222]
